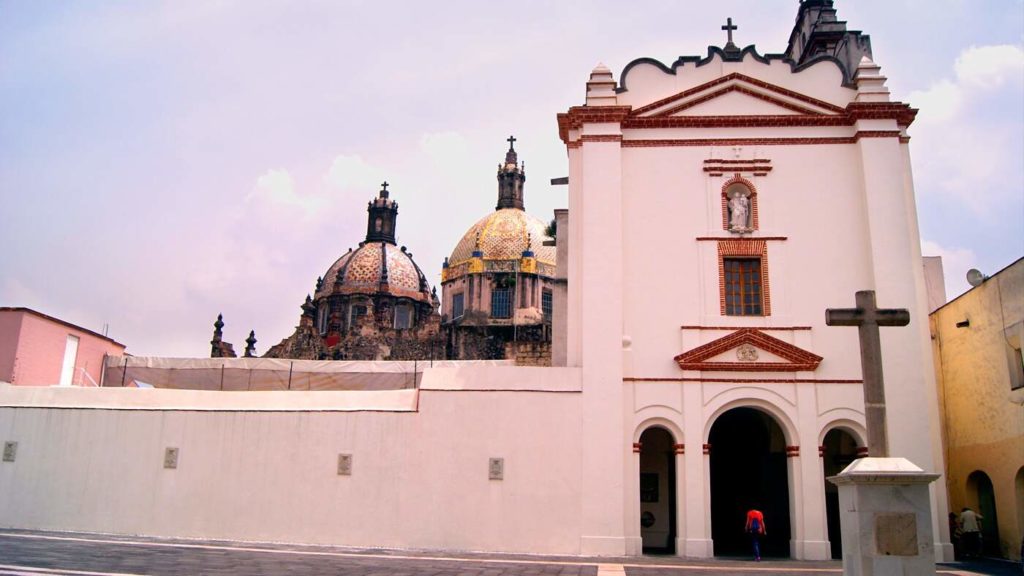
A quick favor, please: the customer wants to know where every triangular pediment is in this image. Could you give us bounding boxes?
[674,328,823,372]
[632,73,845,118]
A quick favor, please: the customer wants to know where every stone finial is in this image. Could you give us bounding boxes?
[854,56,891,102]
[244,330,257,358]
[213,314,224,338]
[586,62,618,106]
[315,276,323,292]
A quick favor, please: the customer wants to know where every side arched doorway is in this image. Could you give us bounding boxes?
[821,428,861,559]
[709,407,791,558]
[967,470,1001,557]
[639,427,677,554]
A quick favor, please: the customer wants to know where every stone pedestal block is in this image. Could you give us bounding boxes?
[828,458,940,576]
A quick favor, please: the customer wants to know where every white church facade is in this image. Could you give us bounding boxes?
[555,10,951,557]
[0,1,952,563]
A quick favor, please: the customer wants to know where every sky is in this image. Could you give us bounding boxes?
[1,0,1022,357]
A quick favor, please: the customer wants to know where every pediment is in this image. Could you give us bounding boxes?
[674,328,822,372]
[632,73,845,118]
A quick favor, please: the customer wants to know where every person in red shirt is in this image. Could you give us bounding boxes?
[745,508,767,561]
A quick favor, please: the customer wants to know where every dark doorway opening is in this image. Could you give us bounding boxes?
[967,470,1002,557]
[639,427,677,554]
[709,407,791,558]
[822,428,860,559]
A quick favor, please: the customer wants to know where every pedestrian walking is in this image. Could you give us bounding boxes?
[745,507,766,561]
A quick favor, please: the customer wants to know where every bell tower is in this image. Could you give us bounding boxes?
[365,181,399,244]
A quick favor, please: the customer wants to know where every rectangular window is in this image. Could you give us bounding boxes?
[349,304,368,328]
[452,293,465,320]
[542,289,553,321]
[1009,344,1024,391]
[394,306,412,330]
[491,288,512,319]
[724,258,763,316]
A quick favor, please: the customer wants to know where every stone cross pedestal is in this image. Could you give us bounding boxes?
[827,291,938,575]
[829,458,940,576]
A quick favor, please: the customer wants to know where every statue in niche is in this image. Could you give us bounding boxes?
[728,189,751,231]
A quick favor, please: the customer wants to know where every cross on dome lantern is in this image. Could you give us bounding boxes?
[380,181,389,199]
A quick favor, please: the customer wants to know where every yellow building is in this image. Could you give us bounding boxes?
[931,257,1024,560]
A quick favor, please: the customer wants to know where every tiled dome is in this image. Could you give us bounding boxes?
[449,208,555,266]
[316,241,430,302]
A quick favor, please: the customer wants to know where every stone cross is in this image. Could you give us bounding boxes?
[722,17,738,45]
[826,290,910,458]
[507,135,517,149]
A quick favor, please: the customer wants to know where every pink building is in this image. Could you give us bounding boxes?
[0,307,126,387]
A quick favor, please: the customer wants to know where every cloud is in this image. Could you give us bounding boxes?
[908,44,1024,215]
[248,168,328,218]
[921,239,978,300]
[324,154,386,194]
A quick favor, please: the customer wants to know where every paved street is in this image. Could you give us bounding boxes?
[0,530,1016,576]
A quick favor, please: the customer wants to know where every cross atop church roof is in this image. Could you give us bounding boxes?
[380,181,389,199]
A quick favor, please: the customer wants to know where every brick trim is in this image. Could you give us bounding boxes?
[654,84,826,117]
[579,134,623,143]
[818,445,826,457]
[696,237,788,242]
[674,443,685,455]
[673,328,824,372]
[631,72,847,116]
[623,377,861,383]
[633,442,643,453]
[717,239,771,316]
[680,325,811,330]
[702,443,711,455]
[620,132,902,147]
[720,175,760,232]
[856,447,869,458]
[786,445,800,458]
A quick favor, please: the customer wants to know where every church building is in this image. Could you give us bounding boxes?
[0,0,954,564]
[440,138,556,364]
[263,183,441,360]
[555,0,951,559]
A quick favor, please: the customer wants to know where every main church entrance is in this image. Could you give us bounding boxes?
[709,407,791,558]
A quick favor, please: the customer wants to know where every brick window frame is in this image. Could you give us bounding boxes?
[718,239,771,316]
[721,174,759,232]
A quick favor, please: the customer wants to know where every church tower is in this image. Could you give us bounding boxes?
[365,182,398,244]
[496,136,525,210]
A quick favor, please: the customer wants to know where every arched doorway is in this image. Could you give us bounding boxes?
[709,407,791,558]
[967,470,1001,557]
[821,428,860,559]
[639,427,677,554]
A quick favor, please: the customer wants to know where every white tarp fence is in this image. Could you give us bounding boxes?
[102,356,512,391]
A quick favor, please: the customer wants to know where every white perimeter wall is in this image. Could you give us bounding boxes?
[0,366,584,554]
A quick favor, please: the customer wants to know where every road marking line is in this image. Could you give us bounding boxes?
[0,564,144,576]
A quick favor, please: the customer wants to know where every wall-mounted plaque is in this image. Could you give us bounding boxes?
[2,441,16,463]
[489,457,504,480]
[337,453,352,476]
[163,447,179,469]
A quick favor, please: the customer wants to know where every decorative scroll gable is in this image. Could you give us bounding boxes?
[674,328,822,372]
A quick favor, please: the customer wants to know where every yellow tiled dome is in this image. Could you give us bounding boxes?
[449,209,555,266]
